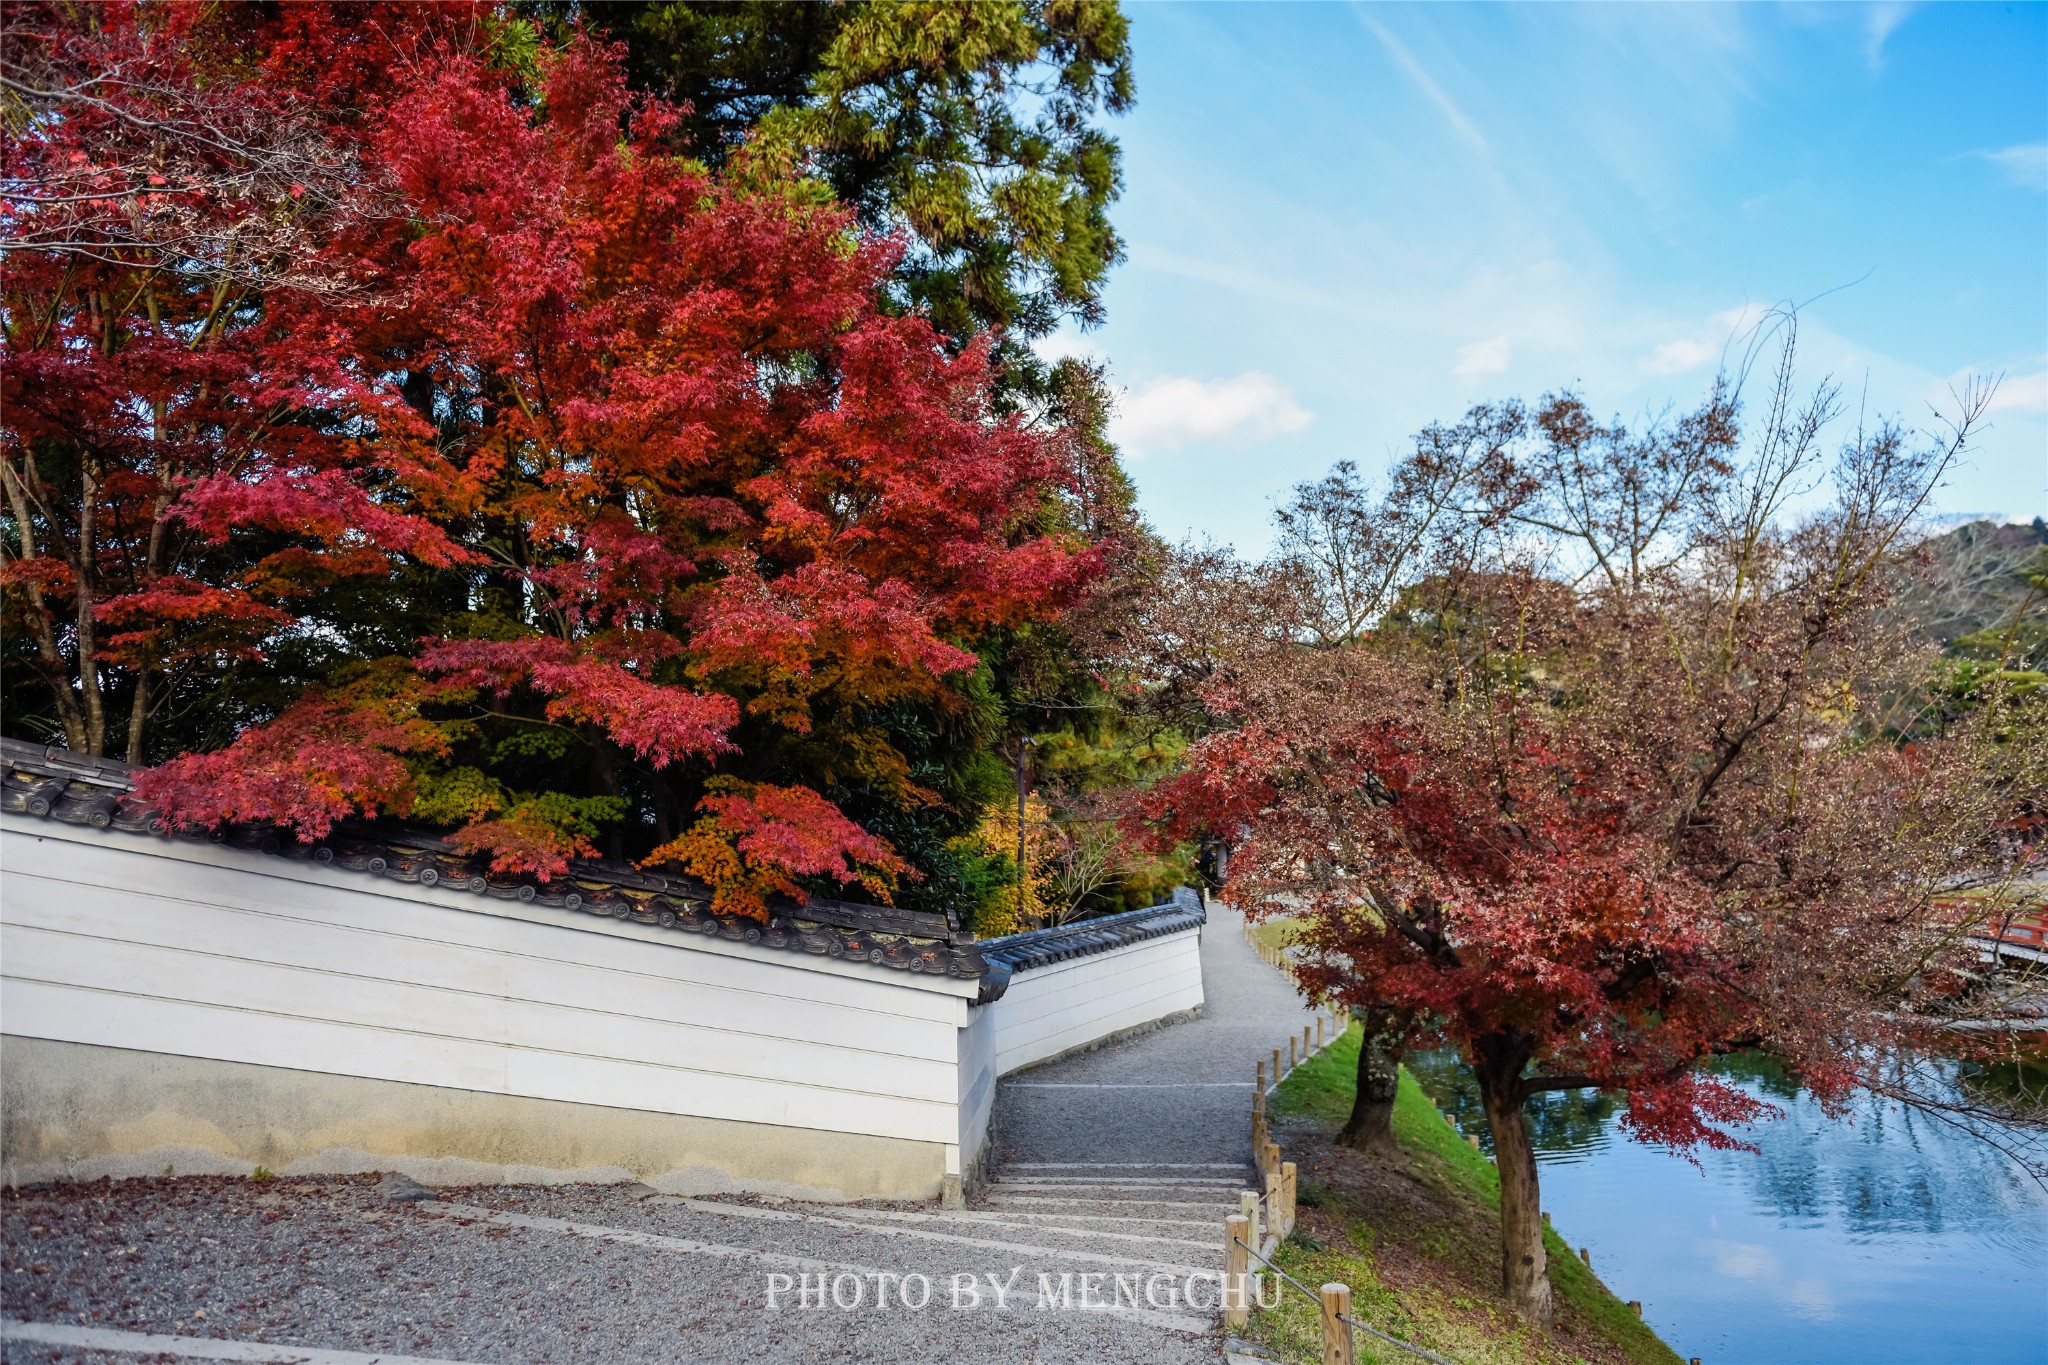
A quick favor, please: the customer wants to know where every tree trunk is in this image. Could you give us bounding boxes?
[1475,1036,1553,1327]
[1338,1008,1406,1155]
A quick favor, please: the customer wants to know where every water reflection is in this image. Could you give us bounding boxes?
[1405,1050,2048,1364]
[1404,1048,1622,1160]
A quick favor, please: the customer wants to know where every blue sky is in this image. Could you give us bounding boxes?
[1047,1,2048,554]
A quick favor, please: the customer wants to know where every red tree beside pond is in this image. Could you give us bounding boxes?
[1139,343,2043,1326]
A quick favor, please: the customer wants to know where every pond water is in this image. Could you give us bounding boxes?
[1405,1052,2048,1365]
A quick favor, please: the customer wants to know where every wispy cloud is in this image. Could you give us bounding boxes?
[1704,1239,1780,1280]
[1354,10,1491,153]
[1972,143,2048,191]
[1112,372,1313,456]
[1453,336,1512,382]
[1863,2,1914,71]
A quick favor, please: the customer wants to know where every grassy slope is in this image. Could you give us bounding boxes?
[1250,917,1301,954]
[1247,1024,1683,1365]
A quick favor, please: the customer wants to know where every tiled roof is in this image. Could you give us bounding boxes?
[0,737,993,989]
[1,738,1208,1005]
[978,888,1207,974]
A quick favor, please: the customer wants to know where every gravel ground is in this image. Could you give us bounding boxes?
[2,1174,1222,1364]
[2,906,1306,1364]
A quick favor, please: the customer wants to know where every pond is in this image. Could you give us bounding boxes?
[1405,1052,2048,1365]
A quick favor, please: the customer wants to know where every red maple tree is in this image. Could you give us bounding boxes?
[38,17,1098,911]
[3,1,477,761]
[1139,356,2030,1325]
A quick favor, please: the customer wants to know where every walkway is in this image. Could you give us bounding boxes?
[991,900,1321,1168]
[0,905,1316,1365]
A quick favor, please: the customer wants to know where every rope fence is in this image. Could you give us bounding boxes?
[1227,1229,1460,1365]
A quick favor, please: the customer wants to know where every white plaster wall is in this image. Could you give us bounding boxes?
[986,928,1205,1077]
[0,820,978,1151]
[955,1003,998,1180]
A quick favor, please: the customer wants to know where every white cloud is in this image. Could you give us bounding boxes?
[1984,368,2048,416]
[1784,1276,1839,1322]
[1973,143,2048,192]
[1935,358,2047,418]
[1641,304,1771,376]
[1453,336,1512,381]
[1111,372,1313,456]
[1643,337,1719,377]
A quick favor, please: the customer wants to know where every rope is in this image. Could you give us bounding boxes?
[1231,1237,1461,1365]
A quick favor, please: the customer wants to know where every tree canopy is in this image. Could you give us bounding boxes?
[2,0,1125,922]
[539,0,1133,354]
[1133,334,2043,1325]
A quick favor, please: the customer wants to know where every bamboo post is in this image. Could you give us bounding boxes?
[1320,1282,1353,1365]
[1281,1160,1297,1236]
[1224,1214,1250,1329]
[1241,1189,1261,1254]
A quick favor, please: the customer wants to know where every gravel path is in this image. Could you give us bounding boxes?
[2,905,1313,1364]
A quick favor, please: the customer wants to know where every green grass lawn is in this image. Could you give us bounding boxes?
[1250,916,1300,955]
[1244,1024,1682,1365]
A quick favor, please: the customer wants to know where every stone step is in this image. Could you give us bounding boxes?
[953,1208,1228,1233]
[819,1205,1223,1252]
[1002,1161,1252,1172]
[989,1175,1249,1189]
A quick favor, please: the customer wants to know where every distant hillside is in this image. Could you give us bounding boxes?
[1898,517,2048,659]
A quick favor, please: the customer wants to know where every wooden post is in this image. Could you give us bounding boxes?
[1281,1160,1297,1237]
[1224,1214,1250,1329]
[1289,1036,1298,1070]
[1317,1016,1325,1048]
[1629,1301,1642,1317]
[1468,1134,1481,1149]
[1580,1247,1591,1266]
[1256,1059,1265,1094]
[1302,1024,1311,1058]
[1320,1282,1353,1365]
[1542,1211,1551,1227]
[1241,1190,1261,1254]
[1264,1167,1282,1233]
[1273,1046,1283,1082]
[1266,1140,1281,1175]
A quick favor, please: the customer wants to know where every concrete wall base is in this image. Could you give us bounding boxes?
[1000,1004,1205,1078]
[0,1037,946,1201]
